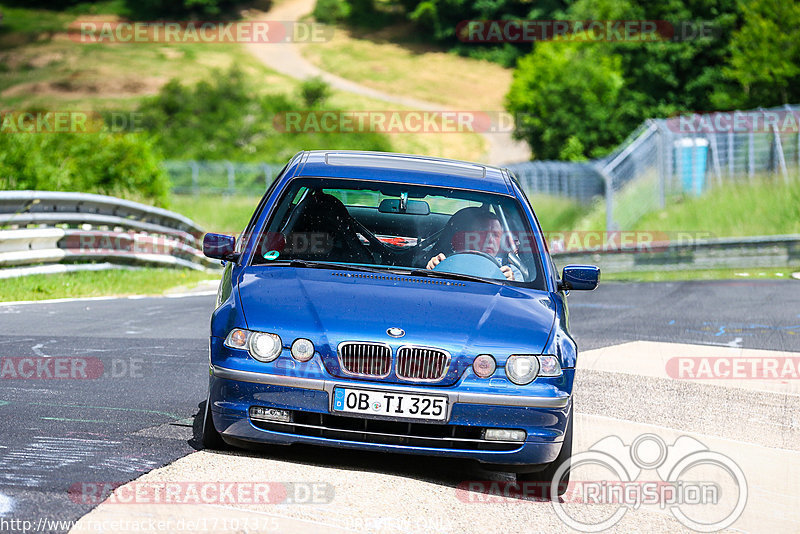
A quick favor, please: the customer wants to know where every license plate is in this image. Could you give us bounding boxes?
[332,387,447,421]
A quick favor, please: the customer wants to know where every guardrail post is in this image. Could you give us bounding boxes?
[728,130,734,178]
[656,122,666,208]
[772,124,789,183]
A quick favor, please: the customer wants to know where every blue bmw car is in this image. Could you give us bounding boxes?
[201,151,598,494]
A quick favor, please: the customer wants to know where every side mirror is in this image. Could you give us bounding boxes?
[559,264,600,291]
[203,233,238,261]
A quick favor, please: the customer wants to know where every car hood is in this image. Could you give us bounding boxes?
[237,267,556,385]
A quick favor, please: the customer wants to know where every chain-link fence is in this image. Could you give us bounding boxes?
[601,105,800,230]
[508,104,799,230]
[505,161,604,204]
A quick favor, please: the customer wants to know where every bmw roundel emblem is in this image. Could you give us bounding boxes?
[387,327,405,338]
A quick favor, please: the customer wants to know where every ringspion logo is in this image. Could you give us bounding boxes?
[458,433,747,532]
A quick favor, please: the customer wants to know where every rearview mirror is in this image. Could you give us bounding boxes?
[378,198,430,215]
[559,265,600,291]
[203,233,238,261]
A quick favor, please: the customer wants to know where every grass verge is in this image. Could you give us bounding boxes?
[634,175,800,237]
[602,268,798,282]
[169,194,261,234]
[0,268,216,302]
[527,194,593,233]
[299,23,513,111]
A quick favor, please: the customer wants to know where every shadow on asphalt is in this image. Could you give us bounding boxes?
[188,399,560,503]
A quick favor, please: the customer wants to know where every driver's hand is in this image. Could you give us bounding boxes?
[500,265,515,281]
[426,253,446,270]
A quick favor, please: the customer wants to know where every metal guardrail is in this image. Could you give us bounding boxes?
[2,192,796,277]
[0,191,219,274]
[551,234,800,273]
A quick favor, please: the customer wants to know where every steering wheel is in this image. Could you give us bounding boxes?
[454,250,503,267]
[432,250,505,279]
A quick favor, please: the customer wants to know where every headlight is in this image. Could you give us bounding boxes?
[505,355,540,385]
[291,338,315,362]
[537,355,563,376]
[248,332,282,362]
[473,354,496,378]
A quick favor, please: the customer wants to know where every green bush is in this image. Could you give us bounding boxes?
[312,0,351,23]
[299,77,331,107]
[122,0,239,19]
[0,131,169,205]
[133,65,392,163]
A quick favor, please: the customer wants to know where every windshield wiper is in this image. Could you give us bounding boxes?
[271,259,388,274]
[409,268,504,286]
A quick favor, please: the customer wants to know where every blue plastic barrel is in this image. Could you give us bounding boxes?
[674,138,709,196]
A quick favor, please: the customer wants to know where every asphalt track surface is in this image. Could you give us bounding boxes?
[0,279,798,532]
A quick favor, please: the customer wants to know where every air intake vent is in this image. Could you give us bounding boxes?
[331,272,464,287]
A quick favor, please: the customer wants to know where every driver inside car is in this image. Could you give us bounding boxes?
[425,208,521,281]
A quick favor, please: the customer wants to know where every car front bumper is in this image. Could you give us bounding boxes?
[209,359,573,467]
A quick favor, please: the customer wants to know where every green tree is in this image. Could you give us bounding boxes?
[714,0,800,107]
[506,0,742,159]
[506,37,626,159]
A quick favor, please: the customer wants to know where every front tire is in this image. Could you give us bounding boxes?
[517,401,573,497]
[201,396,227,450]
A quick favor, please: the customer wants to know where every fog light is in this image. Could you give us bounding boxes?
[484,428,526,442]
[473,354,496,378]
[291,338,315,362]
[249,406,292,423]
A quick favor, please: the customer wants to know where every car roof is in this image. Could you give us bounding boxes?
[288,151,513,195]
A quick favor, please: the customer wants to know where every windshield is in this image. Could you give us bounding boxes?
[250,177,546,289]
